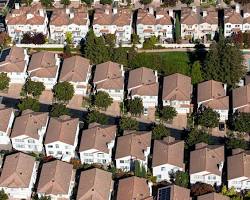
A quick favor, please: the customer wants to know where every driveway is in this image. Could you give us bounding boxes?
[101,101,121,117]
[67,95,85,111]
[0,83,23,99]
[39,90,54,104]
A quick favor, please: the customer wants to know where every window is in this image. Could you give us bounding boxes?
[120,160,124,163]
[28,139,35,143]
[161,167,166,171]
[55,144,59,148]
[57,151,62,155]
[15,139,24,142]
[48,145,53,148]
[48,151,54,154]
[66,151,71,155]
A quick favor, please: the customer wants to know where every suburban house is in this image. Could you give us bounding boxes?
[5,2,48,42]
[115,130,151,172]
[50,8,89,44]
[79,123,116,165]
[190,143,224,186]
[197,192,230,200]
[93,6,133,44]
[116,176,152,200]
[224,7,243,37]
[0,105,15,144]
[162,73,192,114]
[157,185,190,200]
[28,51,60,90]
[76,168,113,200]
[37,160,75,199]
[44,115,79,162]
[0,152,38,199]
[152,136,185,182]
[11,110,49,153]
[0,46,29,84]
[197,80,229,122]
[59,56,91,96]
[92,61,124,101]
[136,8,173,43]
[232,84,250,113]
[127,67,158,115]
[227,148,250,191]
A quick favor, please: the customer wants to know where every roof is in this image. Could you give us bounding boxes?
[76,168,113,200]
[0,46,27,73]
[197,192,230,200]
[28,51,58,78]
[137,9,156,25]
[162,73,192,102]
[131,82,159,96]
[0,105,14,134]
[201,11,218,24]
[152,136,185,168]
[37,160,74,195]
[117,176,152,200]
[225,12,243,24]
[79,124,116,153]
[45,115,79,145]
[59,56,90,82]
[190,143,224,176]
[181,8,200,25]
[115,131,151,161]
[157,185,190,200]
[233,84,250,110]
[202,96,229,110]
[0,152,35,188]
[11,110,48,140]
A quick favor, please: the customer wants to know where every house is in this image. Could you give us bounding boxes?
[59,56,91,96]
[116,176,152,200]
[136,8,173,43]
[0,46,29,84]
[227,148,250,191]
[224,7,243,37]
[157,185,190,200]
[11,110,49,153]
[197,192,230,200]
[197,80,229,122]
[152,136,185,182]
[37,160,75,199]
[162,73,192,114]
[76,168,113,200]
[5,2,48,43]
[0,105,15,145]
[127,67,158,115]
[79,123,116,165]
[115,130,151,172]
[50,8,89,44]
[0,152,38,199]
[93,61,124,101]
[28,51,60,90]
[93,6,133,44]
[232,84,250,113]
[190,143,224,186]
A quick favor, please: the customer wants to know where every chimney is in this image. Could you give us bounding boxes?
[66,8,70,14]
[69,11,74,19]
[192,6,197,13]
[120,65,124,77]
[113,7,117,15]
[235,3,240,14]
[223,83,227,93]
[39,9,44,17]
[15,3,20,10]
[149,7,154,15]
[203,10,207,17]
[168,9,174,18]
[195,142,208,150]
[232,148,244,155]
[154,70,158,82]
[148,181,153,196]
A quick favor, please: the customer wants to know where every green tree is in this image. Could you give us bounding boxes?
[233,112,250,133]
[100,0,112,4]
[221,185,242,200]
[152,123,170,140]
[175,14,181,43]
[172,171,189,188]
[112,47,128,66]
[119,116,138,130]
[0,73,10,91]
[63,44,71,58]
[81,0,93,5]
[191,61,203,84]
[198,107,219,128]
[186,128,210,147]
[143,36,158,49]
[127,97,144,116]
[93,91,113,110]
[134,160,147,178]
[23,0,33,6]
[65,32,73,44]
[53,82,74,102]
[87,110,108,125]
[104,34,116,47]
[32,194,51,200]
[0,32,11,50]
[225,132,248,150]
[180,0,193,5]
[18,97,40,112]
[159,106,177,122]
[140,0,152,4]
[23,79,45,97]
[41,0,53,7]
[131,33,140,44]
[61,0,70,5]
[0,189,8,200]
[50,103,69,117]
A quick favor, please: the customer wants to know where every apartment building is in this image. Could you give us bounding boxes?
[232,84,250,113]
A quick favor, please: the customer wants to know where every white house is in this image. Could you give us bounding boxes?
[228,148,250,191]
[0,152,38,199]
[0,46,29,84]
[0,105,15,144]
[93,6,133,44]
[224,7,243,37]
[152,136,185,182]
[93,61,124,101]
[28,51,60,90]
[37,160,75,200]
[5,2,48,43]
[232,84,250,113]
[59,56,91,96]
[50,8,89,44]
[115,131,151,172]
[10,110,49,153]
[162,73,192,114]
[190,143,224,186]
[44,115,79,162]
[79,123,116,165]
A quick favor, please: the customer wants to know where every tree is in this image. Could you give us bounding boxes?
[0,73,10,91]
[140,0,152,4]
[119,116,138,130]
[100,0,112,4]
[21,33,32,44]
[233,112,250,133]
[221,185,242,200]
[131,33,140,44]
[175,14,181,43]
[198,107,219,128]
[50,103,69,117]
[23,0,33,6]
[152,123,170,140]
[171,171,189,188]
[32,33,46,44]
[191,182,215,197]
[204,34,246,86]
[53,82,74,102]
[61,0,70,6]
[87,110,108,125]
[41,0,53,7]
[18,97,40,112]
[134,160,147,178]
[143,36,158,49]
[93,91,113,110]
[225,132,248,150]
[23,79,45,97]
[127,97,144,116]
[232,31,243,47]
[191,61,203,84]
[0,32,11,50]
[112,47,128,66]
[162,0,177,6]
[104,34,116,47]
[0,189,8,200]
[32,194,51,200]
[81,0,93,5]
[65,32,73,44]
[180,0,193,5]
[63,44,71,58]
[185,128,210,148]
[159,106,177,122]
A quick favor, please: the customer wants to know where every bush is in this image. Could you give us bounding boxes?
[93,91,113,110]
[53,82,74,102]
[152,123,170,140]
[0,72,10,91]
[119,116,138,131]
[185,128,210,148]
[198,107,220,128]
[127,97,144,116]
[158,106,177,122]
[50,103,69,117]
[191,182,215,197]
[18,97,40,112]
[23,79,45,97]
[171,171,189,188]
[21,33,46,44]
[87,110,108,125]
